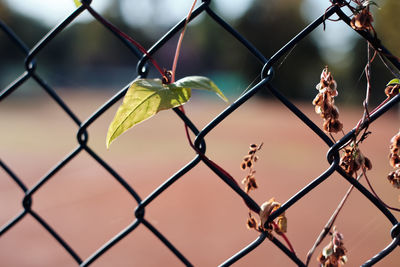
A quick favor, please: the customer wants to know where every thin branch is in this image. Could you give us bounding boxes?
[305,173,363,266]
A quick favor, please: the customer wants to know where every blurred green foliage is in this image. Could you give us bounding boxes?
[0,0,399,102]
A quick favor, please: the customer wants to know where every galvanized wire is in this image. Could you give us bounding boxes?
[1,0,400,266]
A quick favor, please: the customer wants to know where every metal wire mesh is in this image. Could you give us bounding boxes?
[1,0,400,266]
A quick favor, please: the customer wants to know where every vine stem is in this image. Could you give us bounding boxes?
[171,0,198,83]
[272,221,296,255]
[362,168,400,212]
[305,173,363,266]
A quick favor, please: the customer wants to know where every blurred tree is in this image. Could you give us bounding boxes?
[375,0,400,57]
[231,0,325,99]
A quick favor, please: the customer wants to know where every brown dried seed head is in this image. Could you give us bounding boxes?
[364,157,372,170]
[390,154,400,168]
[388,170,400,189]
[323,118,343,133]
[350,9,374,31]
[246,216,258,230]
[248,177,258,191]
[254,155,259,162]
[331,106,339,120]
[391,132,400,148]
[313,93,323,106]
[275,214,287,234]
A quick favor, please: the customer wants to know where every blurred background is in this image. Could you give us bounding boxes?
[1,0,399,100]
[1,0,400,266]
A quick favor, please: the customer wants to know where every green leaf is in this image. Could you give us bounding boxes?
[175,76,228,103]
[106,78,191,148]
[73,0,82,7]
[387,78,400,86]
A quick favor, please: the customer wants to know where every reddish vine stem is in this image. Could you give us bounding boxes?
[82,2,165,77]
[174,0,296,254]
[180,106,296,254]
[171,0,198,83]
[86,0,297,255]
[272,221,296,254]
[362,168,400,212]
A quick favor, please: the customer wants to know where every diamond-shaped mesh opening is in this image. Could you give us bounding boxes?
[1,1,400,266]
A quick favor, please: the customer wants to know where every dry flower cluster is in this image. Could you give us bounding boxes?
[339,142,372,177]
[317,227,348,267]
[350,7,374,33]
[240,143,262,193]
[312,67,343,134]
[240,144,287,235]
[245,198,287,235]
[388,132,400,188]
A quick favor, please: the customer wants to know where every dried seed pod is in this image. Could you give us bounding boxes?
[275,214,287,234]
[350,8,374,31]
[390,153,400,169]
[240,162,247,170]
[388,170,400,188]
[323,118,343,133]
[391,132,400,148]
[364,157,372,170]
[246,160,252,168]
[246,216,258,230]
[259,198,280,231]
[249,144,258,150]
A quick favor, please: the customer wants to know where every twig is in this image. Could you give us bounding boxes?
[305,173,363,266]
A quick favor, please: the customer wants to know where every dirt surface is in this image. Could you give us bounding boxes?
[1,91,400,266]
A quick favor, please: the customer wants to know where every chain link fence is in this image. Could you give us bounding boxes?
[1,0,400,266]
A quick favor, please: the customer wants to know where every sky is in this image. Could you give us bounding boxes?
[3,0,355,62]
[3,0,255,27]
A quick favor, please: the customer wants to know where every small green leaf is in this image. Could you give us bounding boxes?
[106,78,191,148]
[73,0,82,7]
[387,78,400,86]
[175,76,228,103]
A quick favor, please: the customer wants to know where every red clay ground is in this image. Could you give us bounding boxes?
[1,91,400,266]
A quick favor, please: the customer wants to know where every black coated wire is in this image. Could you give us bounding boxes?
[1,0,399,266]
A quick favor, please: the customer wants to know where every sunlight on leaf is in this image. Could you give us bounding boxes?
[106,79,191,148]
[175,76,229,103]
[73,0,82,7]
[387,78,400,86]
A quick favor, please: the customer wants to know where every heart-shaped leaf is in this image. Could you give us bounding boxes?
[175,76,229,103]
[106,76,227,148]
[106,79,191,148]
